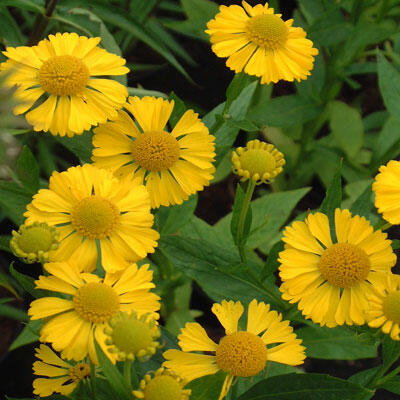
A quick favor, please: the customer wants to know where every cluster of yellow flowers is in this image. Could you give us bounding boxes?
[9,1,400,400]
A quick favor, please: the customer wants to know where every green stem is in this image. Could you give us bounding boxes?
[209,100,231,136]
[95,239,105,278]
[124,361,133,391]
[28,0,58,45]
[236,179,256,263]
[380,222,393,231]
[89,361,96,400]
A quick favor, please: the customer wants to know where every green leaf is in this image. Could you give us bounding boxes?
[260,241,284,281]
[381,334,400,372]
[248,95,321,128]
[373,116,400,164]
[0,304,28,322]
[0,271,20,298]
[350,184,373,218]
[349,367,379,387]
[296,52,325,102]
[0,235,12,252]
[1,0,44,13]
[9,320,41,351]
[380,376,400,395]
[228,81,258,122]
[56,131,93,164]
[94,341,131,400]
[15,146,39,193]
[0,7,25,46]
[237,373,374,400]
[378,53,400,123]
[320,165,342,228]
[225,72,257,111]
[0,181,32,225]
[187,371,226,400]
[168,92,187,127]
[156,195,197,234]
[230,183,252,247]
[9,265,46,298]
[296,325,377,360]
[329,101,364,158]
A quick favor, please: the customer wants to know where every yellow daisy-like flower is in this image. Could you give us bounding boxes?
[373,160,400,225]
[10,221,59,264]
[133,368,191,400]
[92,96,216,208]
[1,32,129,136]
[28,261,160,363]
[279,209,396,327]
[232,139,285,184]
[367,274,400,340]
[24,164,159,273]
[33,344,91,396]
[205,1,318,84]
[163,299,305,400]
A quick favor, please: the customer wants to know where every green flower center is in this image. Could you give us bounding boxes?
[73,282,119,324]
[239,149,276,177]
[246,14,289,49]
[16,226,54,253]
[144,375,183,400]
[318,243,371,288]
[383,291,400,324]
[71,195,119,239]
[215,331,267,377]
[131,131,180,171]
[39,55,89,96]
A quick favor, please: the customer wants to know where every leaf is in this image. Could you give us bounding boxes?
[237,373,374,400]
[228,81,258,122]
[0,181,32,225]
[0,304,29,322]
[0,235,11,252]
[350,184,373,218]
[9,320,41,351]
[377,53,400,123]
[168,92,187,128]
[248,95,321,128]
[225,72,257,111]
[296,52,325,102]
[0,271,20,298]
[320,164,342,229]
[296,325,377,360]
[9,265,46,299]
[0,7,25,46]
[260,241,284,281]
[329,101,364,158]
[373,116,400,164]
[156,195,197,234]
[380,376,400,395]
[94,341,131,400]
[381,334,400,372]
[15,146,39,194]
[187,371,226,400]
[56,131,93,164]
[1,0,44,13]
[230,183,252,247]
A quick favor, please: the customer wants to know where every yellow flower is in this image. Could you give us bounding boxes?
[24,164,159,273]
[1,32,129,136]
[33,344,91,396]
[205,1,318,84]
[28,261,160,363]
[232,139,285,184]
[279,209,396,327]
[10,221,59,263]
[133,368,191,400]
[163,299,305,400]
[92,96,216,208]
[373,160,400,225]
[367,274,400,340]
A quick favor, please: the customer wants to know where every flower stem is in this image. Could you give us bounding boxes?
[236,179,256,263]
[28,0,58,45]
[380,222,392,231]
[124,361,133,391]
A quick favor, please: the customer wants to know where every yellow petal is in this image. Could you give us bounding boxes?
[178,322,218,352]
[211,300,244,335]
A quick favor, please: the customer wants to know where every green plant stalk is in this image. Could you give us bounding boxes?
[95,239,105,278]
[236,179,256,263]
[380,222,393,231]
[124,361,132,391]
[28,0,58,45]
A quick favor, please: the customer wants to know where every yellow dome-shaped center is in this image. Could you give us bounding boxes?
[383,291,400,324]
[239,149,276,177]
[318,243,371,288]
[111,318,153,354]
[73,282,120,324]
[71,196,119,239]
[16,225,54,253]
[131,131,180,171]
[39,55,89,96]
[246,14,289,49]
[68,363,91,382]
[215,331,267,377]
[144,375,183,400]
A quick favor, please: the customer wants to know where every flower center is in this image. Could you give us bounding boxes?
[68,363,91,382]
[239,149,276,177]
[246,14,289,49]
[131,130,180,171]
[215,331,267,377]
[38,55,89,96]
[15,225,54,253]
[71,196,119,239]
[73,282,119,324]
[143,375,182,400]
[383,291,400,324]
[318,243,371,288]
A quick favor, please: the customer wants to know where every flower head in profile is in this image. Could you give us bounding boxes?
[92,96,216,208]
[163,299,305,400]
[279,209,396,327]
[232,139,285,184]
[367,274,400,340]
[133,368,191,400]
[1,32,129,136]
[10,221,59,263]
[205,1,318,84]
[28,261,160,363]
[104,310,161,361]
[33,344,91,396]
[373,160,400,225]
[24,164,159,273]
